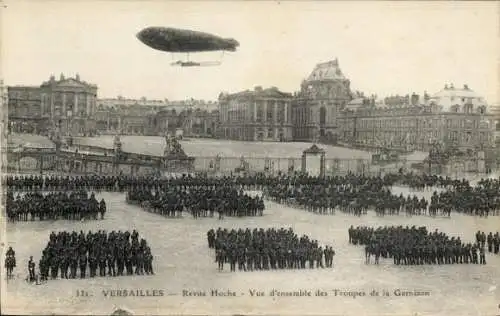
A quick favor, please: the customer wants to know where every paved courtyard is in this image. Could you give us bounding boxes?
[74,135,426,160]
[2,187,499,316]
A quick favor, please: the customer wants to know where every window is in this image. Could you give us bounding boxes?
[256,102,264,122]
[319,106,326,125]
[277,102,286,123]
[267,103,274,122]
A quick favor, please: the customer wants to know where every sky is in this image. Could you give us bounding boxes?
[2,1,499,104]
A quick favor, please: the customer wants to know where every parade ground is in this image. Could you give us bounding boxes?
[72,135,427,161]
[3,187,499,316]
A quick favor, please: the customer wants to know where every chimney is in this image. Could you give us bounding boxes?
[463,84,469,90]
[60,73,65,81]
[76,73,80,81]
[450,83,454,90]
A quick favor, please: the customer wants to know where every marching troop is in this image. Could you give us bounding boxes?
[207,227,336,271]
[126,185,265,218]
[349,225,488,265]
[6,191,107,222]
[36,230,154,282]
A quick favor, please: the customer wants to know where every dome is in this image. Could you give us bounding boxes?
[306,59,346,82]
[429,84,487,113]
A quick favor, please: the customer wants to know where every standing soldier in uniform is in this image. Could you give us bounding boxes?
[79,253,87,279]
[107,247,116,277]
[99,251,107,277]
[144,248,154,275]
[70,251,78,279]
[88,252,97,278]
[479,246,486,265]
[487,232,493,253]
[28,256,36,282]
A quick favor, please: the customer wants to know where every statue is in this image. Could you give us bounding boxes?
[164,134,172,155]
[162,133,195,172]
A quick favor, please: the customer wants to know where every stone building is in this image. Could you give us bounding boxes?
[7,86,44,134]
[291,59,353,143]
[218,86,293,141]
[7,73,98,136]
[338,85,495,152]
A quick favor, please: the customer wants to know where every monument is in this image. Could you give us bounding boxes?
[163,134,195,173]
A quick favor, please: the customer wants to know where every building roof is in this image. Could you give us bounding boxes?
[345,98,366,111]
[428,84,488,113]
[222,87,292,100]
[431,84,483,100]
[40,74,97,89]
[306,59,346,82]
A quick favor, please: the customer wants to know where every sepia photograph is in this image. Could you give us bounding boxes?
[1,1,499,315]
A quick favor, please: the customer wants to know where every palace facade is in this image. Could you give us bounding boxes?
[338,85,495,152]
[291,59,353,143]
[218,86,293,141]
[7,74,98,136]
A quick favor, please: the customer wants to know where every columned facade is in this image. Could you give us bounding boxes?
[40,73,98,136]
[218,86,293,142]
[7,74,98,136]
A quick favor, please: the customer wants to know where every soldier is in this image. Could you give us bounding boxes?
[316,247,324,268]
[99,199,106,220]
[216,248,225,271]
[116,247,125,276]
[487,232,493,253]
[39,256,48,281]
[107,248,116,277]
[28,256,36,282]
[237,247,246,271]
[125,251,134,276]
[479,246,486,265]
[144,249,154,275]
[88,252,97,278]
[229,248,237,272]
[98,250,107,277]
[6,246,15,258]
[60,251,69,279]
[493,233,500,254]
[79,253,87,279]
[69,251,78,278]
[50,255,59,279]
[135,251,144,275]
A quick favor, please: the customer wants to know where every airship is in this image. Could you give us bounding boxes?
[136,27,239,67]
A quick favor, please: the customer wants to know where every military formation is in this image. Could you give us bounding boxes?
[37,230,154,281]
[126,185,265,218]
[349,225,487,265]
[207,227,336,271]
[266,174,500,217]
[2,172,478,192]
[4,170,498,282]
[6,191,106,222]
[476,231,500,255]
